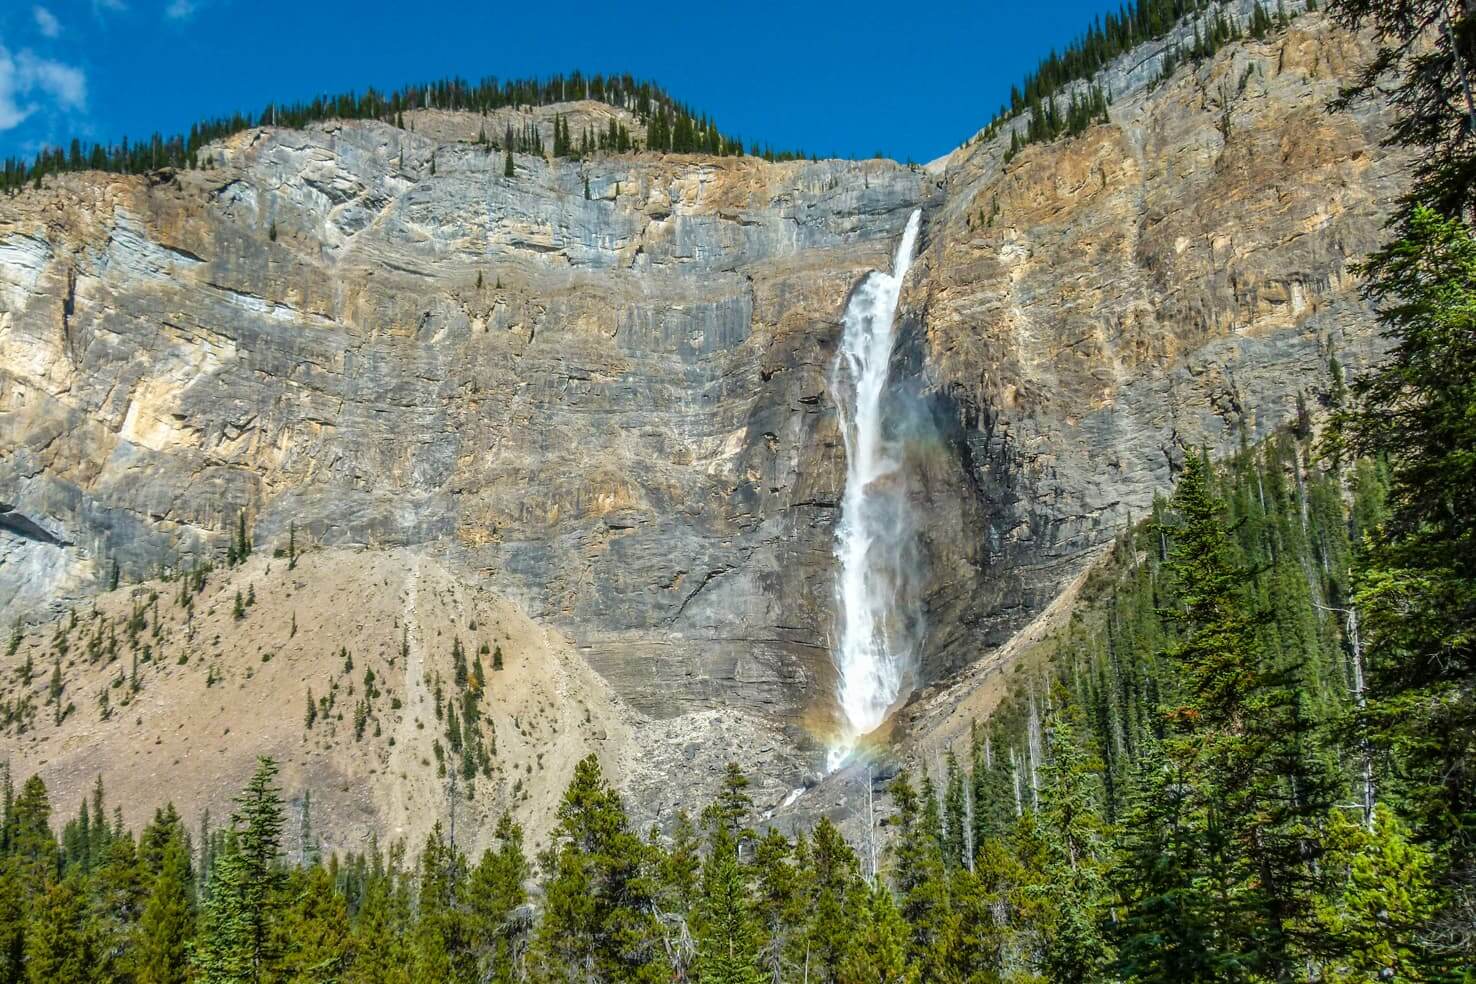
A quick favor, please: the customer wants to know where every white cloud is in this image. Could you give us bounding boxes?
[0,50,35,131]
[33,6,62,38]
[165,0,198,19]
[0,44,87,132]
[18,53,85,110]
[93,0,128,11]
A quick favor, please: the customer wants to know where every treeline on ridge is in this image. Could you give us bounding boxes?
[0,71,809,198]
[983,0,1310,160]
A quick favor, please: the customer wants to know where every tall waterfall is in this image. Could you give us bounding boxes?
[827,208,923,771]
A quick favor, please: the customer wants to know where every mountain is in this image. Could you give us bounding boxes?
[0,7,1406,853]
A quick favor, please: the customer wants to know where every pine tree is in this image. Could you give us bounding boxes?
[467,813,528,984]
[1315,805,1437,981]
[503,149,513,178]
[1328,0,1476,218]
[410,822,472,983]
[194,758,286,983]
[694,827,764,984]
[1112,452,1335,980]
[89,831,148,982]
[1036,713,1111,984]
[23,874,87,984]
[704,763,753,845]
[800,818,864,984]
[887,772,954,980]
[942,749,968,870]
[1110,736,1217,984]
[136,833,194,984]
[750,827,804,983]
[659,810,702,914]
[531,755,663,983]
[344,856,411,984]
[272,865,348,982]
[1328,202,1476,968]
[836,883,916,984]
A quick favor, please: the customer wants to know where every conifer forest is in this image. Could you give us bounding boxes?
[1,0,1473,982]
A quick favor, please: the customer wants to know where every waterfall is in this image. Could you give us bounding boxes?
[827,208,923,771]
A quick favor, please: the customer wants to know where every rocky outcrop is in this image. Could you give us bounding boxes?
[0,12,1407,822]
[894,12,1404,691]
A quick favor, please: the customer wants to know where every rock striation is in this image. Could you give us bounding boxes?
[0,11,1409,826]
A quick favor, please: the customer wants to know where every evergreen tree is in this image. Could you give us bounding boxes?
[273,865,348,983]
[343,855,411,984]
[89,832,147,983]
[799,818,864,984]
[836,883,916,984]
[467,813,528,984]
[1112,453,1335,980]
[194,757,286,983]
[1314,805,1437,982]
[942,750,969,871]
[750,827,804,984]
[1035,713,1111,984]
[136,832,194,984]
[531,755,663,983]
[694,827,763,984]
[410,822,472,983]
[1329,202,1476,968]
[887,772,955,981]
[659,810,702,914]
[23,874,87,984]
[1329,0,1476,218]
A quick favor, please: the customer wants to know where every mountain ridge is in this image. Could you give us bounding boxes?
[0,10,1406,841]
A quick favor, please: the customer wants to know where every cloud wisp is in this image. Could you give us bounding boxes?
[0,45,88,133]
[33,7,63,39]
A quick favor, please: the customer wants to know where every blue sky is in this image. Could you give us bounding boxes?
[1,1,1120,164]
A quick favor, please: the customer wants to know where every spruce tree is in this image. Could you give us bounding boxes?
[1328,202,1476,967]
[1036,713,1111,984]
[531,755,663,983]
[800,818,864,984]
[272,865,348,983]
[750,827,804,983]
[887,772,955,980]
[194,758,286,983]
[836,883,916,984]
[344,857,412,984]
[694,827,764,984]
[467,813,528,984]
[136,833,194,984]
[23,874,87,984]
[410,822,472,983]
[1328,0,1476,218]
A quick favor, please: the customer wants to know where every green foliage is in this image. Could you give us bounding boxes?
[531,755,665,983]
[1326,200,1476,971]
[136,833,195,984]
[193,757,285,983]
[2,71,790,196]
[983,0,1302,160]
[1328,0,1476,218]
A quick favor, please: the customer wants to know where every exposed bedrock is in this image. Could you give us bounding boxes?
[0,14,1406,773]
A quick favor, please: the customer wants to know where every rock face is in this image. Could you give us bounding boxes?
[894,11,1406,689]
[1,12,1407,820]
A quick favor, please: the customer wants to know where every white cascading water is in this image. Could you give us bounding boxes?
[827,208,923,771]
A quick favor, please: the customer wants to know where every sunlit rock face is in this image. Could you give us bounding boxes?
[0,114,927,739]
[0,11,1405,789]
[897,11,1406,692]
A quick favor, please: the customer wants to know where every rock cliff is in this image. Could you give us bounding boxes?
[0,11,1408,834]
